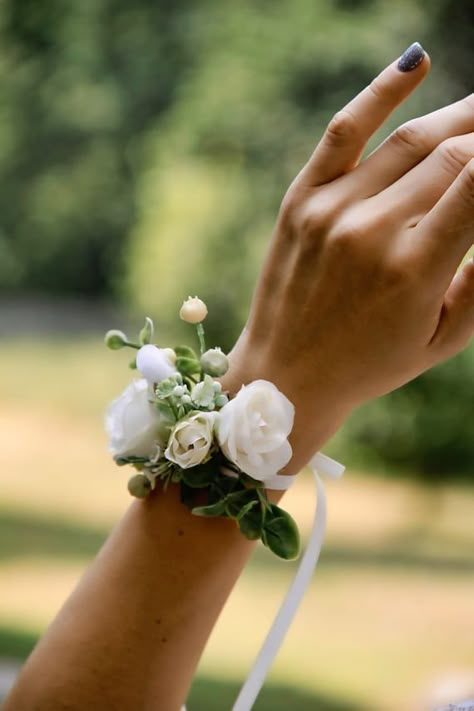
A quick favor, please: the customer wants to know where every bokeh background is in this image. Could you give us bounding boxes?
[0,0,473,709]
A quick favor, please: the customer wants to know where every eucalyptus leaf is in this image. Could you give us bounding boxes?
[261,504,300,560]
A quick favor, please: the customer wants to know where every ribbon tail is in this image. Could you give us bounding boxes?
[231,469,328,711]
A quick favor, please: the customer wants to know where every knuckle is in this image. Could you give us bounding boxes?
[325,109,359,147]
[437,137,470,176]
[390,120,429,156]
[463,157,474,186]
[328,219,364,253]
[457,158,474,206]
[279,189,299,225]
[294,196,336,246]
[297,205,330,240]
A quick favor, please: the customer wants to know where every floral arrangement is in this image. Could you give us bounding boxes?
[104,297,300,560]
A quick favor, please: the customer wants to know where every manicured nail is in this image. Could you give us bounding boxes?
[398,42,425,72]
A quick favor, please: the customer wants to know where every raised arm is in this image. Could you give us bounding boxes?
[4,45,474,711]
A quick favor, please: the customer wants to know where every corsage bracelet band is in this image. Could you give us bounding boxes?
[105,296,300,560]
[105,295,345,710]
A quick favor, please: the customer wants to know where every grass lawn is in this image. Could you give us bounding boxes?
[0,337,473,710]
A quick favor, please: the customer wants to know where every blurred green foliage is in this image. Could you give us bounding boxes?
[0,0,472,477]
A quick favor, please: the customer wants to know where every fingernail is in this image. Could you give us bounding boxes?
[398,42,425,72]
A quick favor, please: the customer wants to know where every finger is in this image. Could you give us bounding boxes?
[413,158,474,285]
[348,93,474,197]
[299,42,430,187]
[374,133,474,223]
[429,258,474,357]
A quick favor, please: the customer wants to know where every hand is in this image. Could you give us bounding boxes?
[222,46,474,471]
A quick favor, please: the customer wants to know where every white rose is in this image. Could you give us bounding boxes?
[105,379,168,458]
[165,411,216,469]
[136,344,176,384]
[215,380,294,482]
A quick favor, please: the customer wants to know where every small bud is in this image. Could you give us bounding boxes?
[127,474,152,498]
[172,385,187,398]
[139,317,154,345]
[104,329,128,350]
[179,296,208,324]
[200,348,229,377]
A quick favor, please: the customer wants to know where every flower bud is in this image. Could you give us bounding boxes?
[179,296,208,324]
[104,329,128,350]
[139,317,154,345]
[128,473,152,498]
[200,348,229,376]
[136,344,176,384]
[162,347,177,365]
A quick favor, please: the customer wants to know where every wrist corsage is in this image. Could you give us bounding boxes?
[104,297,300,560]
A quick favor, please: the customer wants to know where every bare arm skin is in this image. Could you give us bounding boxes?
[5,49,474,710]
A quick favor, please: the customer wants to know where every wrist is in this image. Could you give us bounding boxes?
[220,335,352,473]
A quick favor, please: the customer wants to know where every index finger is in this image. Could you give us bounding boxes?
[299,42,430,186]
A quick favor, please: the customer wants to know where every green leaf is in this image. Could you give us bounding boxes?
[139,316,154,345]
[192,499,227,517]
[174,345,199,360]
[181,461,216,488]
[155,400,176,421]
[261,504,300,560]
[176,356,201,376]
[180,481,195,509]
[236,499,259,521]
[238,502,264,540]
[240,472,264,489]
[114,455,149,466]
[224,489,256,518]
[129,357,137,369]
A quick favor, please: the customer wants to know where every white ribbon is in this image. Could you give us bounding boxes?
[183,452,345,711]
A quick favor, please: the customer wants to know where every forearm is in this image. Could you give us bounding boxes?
[4,483,271,710]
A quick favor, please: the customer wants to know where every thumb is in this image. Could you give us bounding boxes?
[429,257,474,358]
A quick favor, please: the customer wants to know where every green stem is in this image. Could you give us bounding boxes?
[167,397,179,421]
[124,341,141,350]
[196,323,206,356]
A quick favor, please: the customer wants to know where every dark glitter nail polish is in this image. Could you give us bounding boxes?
[398,42,425,72]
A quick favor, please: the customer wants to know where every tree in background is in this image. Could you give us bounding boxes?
[0,0,197,295]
